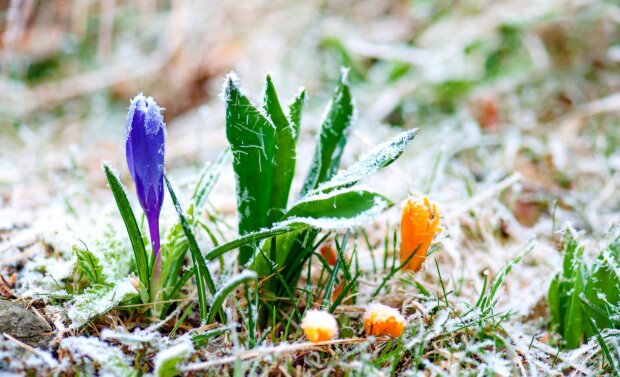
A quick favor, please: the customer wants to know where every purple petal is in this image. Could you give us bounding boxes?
[125,93,166,256]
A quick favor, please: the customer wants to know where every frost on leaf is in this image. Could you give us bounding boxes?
[280,187,393,230]
[315,129,417,193]
[153,340,193,377]
[101,328,160,350]
[60,336,136,377]
[67,280,137,329]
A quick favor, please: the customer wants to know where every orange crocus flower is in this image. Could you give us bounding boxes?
[363,303,406,337]
[400,197,441,272]
[301,310,338,342]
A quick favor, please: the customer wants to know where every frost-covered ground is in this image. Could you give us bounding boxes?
[1,0,620,375]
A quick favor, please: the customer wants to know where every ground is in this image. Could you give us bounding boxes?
[0,0,619,376]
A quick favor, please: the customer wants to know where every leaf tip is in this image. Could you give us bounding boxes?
[221,71,241,101]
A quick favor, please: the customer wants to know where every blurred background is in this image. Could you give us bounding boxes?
[1,0,619,257]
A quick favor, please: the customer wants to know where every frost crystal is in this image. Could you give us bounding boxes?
[60,336,135,377]
[67,280,137,328]
[153,340,193,377]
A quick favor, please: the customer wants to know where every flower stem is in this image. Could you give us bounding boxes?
[147,215,164,317]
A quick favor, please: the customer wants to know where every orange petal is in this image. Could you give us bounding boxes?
[363,303,406,337]
[400,196,441,272]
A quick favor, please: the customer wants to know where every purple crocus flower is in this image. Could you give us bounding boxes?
[125,94,166,258]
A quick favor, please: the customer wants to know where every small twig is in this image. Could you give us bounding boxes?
[115,297,192,308]
[3,333,36,353]
[194,322,222,333]
[332,305,365,314]
[145,302,187,332]
[182,337,388,371]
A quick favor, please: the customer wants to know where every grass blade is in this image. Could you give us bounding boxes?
[584,313,619,376]
[206,225,301,261]
[169,303,194,337]
[321,257,341,309]
[103,164,150,289]
[207,270,257,324]
[165,175,216,322]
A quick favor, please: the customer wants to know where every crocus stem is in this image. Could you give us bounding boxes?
[147,215,164,317]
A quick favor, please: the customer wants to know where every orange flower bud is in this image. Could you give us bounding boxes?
[363,303,406,337]
[400,197,441,272]
[320,244,338,266]
[301,310,338,342]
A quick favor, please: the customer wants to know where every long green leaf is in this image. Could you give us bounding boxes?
[225,75,278,264]
[205,226,300,261]
[288,88,306,140]
[564,252,586,349]
[583,309,620,376]
[301,70,354,196]
[283,188,393,225]
[207,270,257,323]
[264,75,298,224]
[164,175,216,322]
[103,164,150,289]
[584,240,620,337]
[314,129,418,193]
[548,274,561,333]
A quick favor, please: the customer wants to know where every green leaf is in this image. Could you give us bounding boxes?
[554,228,586,345]
[205,225,299,261]
[584,313,620,375]
[68,280,137,328]
[60,336,138,377]
[314,129,418,193]
[288,88,306,141]
[583,240,620,337]
[192,326,232,346]
[193,148,230,209]
[225,75,278,264]
[264,75,298,224]
[207,270,257,323]
[282,188,393,227]
[548,274,561,333]
[153,341,193,377]
[555,230,586,348]
[165,175,216,323]
[74,246,105,285]
[563,255,585,349]
[103,164,150,289]
[301,70,354,196]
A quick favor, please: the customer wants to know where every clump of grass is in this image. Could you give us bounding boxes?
[96,70,419,343]
[548,225,620,365]
[223,70,418,328]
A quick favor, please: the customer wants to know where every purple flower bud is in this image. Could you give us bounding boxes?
[125,94,166,257]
